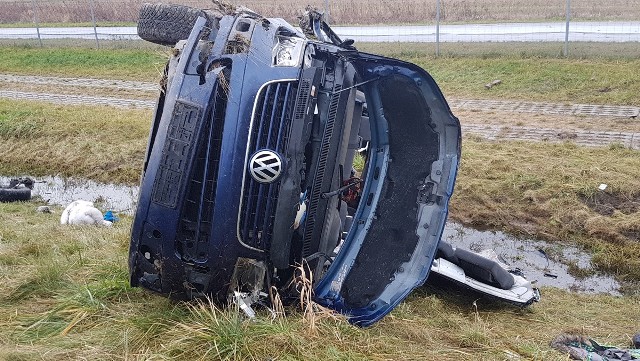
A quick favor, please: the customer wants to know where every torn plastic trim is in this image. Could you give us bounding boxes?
[176,16,208,78]
[302,9,345,47]
[431,257,541,306]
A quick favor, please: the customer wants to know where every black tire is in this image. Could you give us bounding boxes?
[0,188,31,202]
[137,3,210,46]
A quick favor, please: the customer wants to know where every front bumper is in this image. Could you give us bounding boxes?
[129,13,305,298]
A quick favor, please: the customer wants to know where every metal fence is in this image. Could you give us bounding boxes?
[0,0,638,56]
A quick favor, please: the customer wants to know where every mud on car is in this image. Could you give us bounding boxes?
[129,3,465,326]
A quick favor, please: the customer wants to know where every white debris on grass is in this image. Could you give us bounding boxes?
[60,200,112,227]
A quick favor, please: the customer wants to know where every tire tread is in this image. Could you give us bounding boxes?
[137,3,208,46]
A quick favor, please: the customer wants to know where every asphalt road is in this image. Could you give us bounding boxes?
[0,21,638,42]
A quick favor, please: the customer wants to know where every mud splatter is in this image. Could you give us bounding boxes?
[580,191,640,216]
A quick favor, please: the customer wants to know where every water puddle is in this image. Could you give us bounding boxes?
[1,176,139,213]
[1,175,621,295]
[442,223,621,295]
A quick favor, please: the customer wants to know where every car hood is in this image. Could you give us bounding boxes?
[313,51,461,326]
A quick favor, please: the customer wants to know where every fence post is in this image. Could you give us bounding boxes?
[89,0,100,48]
[324,0,330,24]
[435,0,441,56]
[563,0,570,57]
[31,0,42,47]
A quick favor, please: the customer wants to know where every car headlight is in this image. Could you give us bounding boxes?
[272,35,305,67]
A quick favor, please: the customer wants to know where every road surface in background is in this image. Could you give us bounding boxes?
[0,22,638,42]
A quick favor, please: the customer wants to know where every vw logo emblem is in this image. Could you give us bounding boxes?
[248,150,283,184]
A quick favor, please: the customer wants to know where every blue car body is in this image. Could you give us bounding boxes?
[129,9,461,326]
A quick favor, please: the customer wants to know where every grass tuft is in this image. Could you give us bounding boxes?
[5,260,70,302]
[162,299,248,360]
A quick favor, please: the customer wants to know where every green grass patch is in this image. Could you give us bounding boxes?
[0,111,41,138]
[359,42,640,105]
[0,45,166,80]
[0,200,638,360]
[425,56,640,105]
[359,41,640,60]
[1,43,639,104]
[0,99,150,184]
[451,138,640,284]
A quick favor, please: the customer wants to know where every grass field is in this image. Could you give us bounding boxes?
[1,200,639,360]
[0,44,639,360]
[0,99,149,183]
[0,0,639,25]
[1,44,639,105]
[0,46,167,80]
[1,97,637,285]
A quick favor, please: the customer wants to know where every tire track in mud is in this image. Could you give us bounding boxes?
[1,74,639,118]
[0,74,159,92]
[0,90,155,109]
[0,74,638,149]
[448,99,640,119]
[463,124,640,150]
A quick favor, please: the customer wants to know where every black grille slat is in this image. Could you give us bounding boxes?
[241,84,275,242]
[294,80,310,120]
[174,70,229,262]
[249,84,283,241]
[302,84,342,256]
[275,84,293,150]
[239,81,298,250]
[265,84,282,148]
[259,83,293,243]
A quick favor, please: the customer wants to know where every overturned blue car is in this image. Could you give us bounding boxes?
[129,3,462,326]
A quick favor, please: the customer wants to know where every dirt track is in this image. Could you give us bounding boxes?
[1,74,638,149]
[0,74,158,92]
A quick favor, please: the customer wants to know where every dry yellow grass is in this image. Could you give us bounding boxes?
[0,0,639,24]
[0,99,150,184]
[451,138,640,287]
[1,200,639,360]
[0,90,639,359]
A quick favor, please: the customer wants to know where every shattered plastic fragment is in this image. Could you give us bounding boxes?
[233,291,256,319]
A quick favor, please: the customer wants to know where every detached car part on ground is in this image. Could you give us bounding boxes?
[129,3,538,326]
[0,177,33,202]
